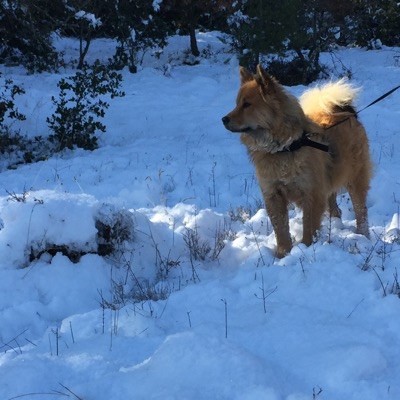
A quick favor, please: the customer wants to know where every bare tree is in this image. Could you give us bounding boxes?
[162,0,232,57]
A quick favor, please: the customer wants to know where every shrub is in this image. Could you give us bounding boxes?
[95,204,135,257]
[0,74,30,168]
[0,74,25,129]
[267,58,328,86]
[47,60,125,151]
[0,1,62,73]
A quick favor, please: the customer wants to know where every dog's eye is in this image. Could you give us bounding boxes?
[242,102,251,109]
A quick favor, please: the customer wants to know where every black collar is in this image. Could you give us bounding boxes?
[277,131,329,153]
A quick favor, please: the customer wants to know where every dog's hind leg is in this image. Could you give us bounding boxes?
[302,193,326,246]
[347,183,370,238]
[265,192,292,258]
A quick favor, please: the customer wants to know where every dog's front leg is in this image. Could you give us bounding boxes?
[302,194,325,246]
[265,192,291,258]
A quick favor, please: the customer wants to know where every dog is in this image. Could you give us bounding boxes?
[222,65,372,258]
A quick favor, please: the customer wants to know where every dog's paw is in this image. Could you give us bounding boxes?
[276,245,291,259]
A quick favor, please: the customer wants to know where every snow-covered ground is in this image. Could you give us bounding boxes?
[1,33,400,400]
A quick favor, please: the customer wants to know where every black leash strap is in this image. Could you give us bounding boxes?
[356,83,400,115]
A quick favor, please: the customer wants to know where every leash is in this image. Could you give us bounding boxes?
[279,83,400,153]
[357,83,400,114]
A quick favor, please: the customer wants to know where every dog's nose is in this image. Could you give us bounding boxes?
[222,116,230,125]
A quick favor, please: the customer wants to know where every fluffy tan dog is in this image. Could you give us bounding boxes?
[222,65,372,258]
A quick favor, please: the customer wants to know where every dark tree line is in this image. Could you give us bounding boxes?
[228,0,400,83]
[1,0,399,80]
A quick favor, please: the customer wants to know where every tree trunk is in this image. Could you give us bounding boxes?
[128,39,138,73]
[189,24,200,57]
[78,24,92,69]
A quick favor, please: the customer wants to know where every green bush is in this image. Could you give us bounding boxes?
[0,74,27,167]
[0,74,25,128]
[267,58,328,86]
[47,60,125,151]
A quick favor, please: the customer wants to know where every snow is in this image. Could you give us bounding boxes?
[1,32,400,400]
[152,0,163,12]
[74,10,102,28]
[130,28,136,42]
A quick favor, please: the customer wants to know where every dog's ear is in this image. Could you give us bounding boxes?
[255,65,275,92]
[239,67,253,85]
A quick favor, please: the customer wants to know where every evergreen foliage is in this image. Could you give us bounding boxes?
[0,75,25,128]
[0,74,47,169]
[62,1,105,69]
[0,0,62,72]
[228,0,300,71]
[227,0,400,84]
[352,0,400,48]
[0,74,26,156]
[106,0,170,73]
[1,0,399,77]
[47,61,125,151]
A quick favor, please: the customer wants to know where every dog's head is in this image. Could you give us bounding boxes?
[222,65,280,134]
[222,65,308,153]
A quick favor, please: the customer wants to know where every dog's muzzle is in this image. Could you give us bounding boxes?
[222,115,254,133]
[222,116,230,126]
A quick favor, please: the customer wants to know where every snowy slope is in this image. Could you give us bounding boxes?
[0,33,400,400]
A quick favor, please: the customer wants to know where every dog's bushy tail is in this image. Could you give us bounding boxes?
[300,79,360,116]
